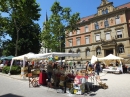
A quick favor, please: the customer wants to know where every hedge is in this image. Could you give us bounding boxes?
[2,65,21,75]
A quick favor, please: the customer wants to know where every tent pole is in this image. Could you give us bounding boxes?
[119,59,123,73]
[8,59,14,75]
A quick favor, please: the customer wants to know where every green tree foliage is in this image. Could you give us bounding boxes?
[41,1,80,52]
[0,0,41,56]
[2,22,41,56]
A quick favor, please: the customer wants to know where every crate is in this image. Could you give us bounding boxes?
[66,83,73,88]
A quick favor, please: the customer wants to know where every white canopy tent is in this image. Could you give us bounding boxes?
[9,52,35,75]
[98,54,124,72]
[27,53,51,60]
[98,54,124,61]
[9,52,80,75]
[91,55,98,64]
[44,52,80,57]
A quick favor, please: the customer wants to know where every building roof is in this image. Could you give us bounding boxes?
[117,2,130,9]
[81,2,130,22]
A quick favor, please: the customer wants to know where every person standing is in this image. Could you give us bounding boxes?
[47,61,54,88]
[85,61,89,71]
[94,61,101,81]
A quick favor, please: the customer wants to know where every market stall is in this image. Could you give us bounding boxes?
[98,54,124,73]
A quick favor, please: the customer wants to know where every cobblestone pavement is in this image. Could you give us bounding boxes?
[0,72,130,97]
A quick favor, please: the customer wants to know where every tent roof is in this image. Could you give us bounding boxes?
[12,52,80,61]
[12,52,35,60]
[98,54,124,61]
[91,55,98,64]
[50,52,80,57]
[0,55,14,60]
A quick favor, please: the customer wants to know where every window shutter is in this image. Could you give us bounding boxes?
[69,32,72,36]
[96,34,100,41]
[86,50,90,56]
[106,32,111,40]
[77,38,80,45]
[116,16,120,24]
[77,30,80,34]
[117,30,122,35]
[86,37,89,44]
[69,40,72,46]
[85,26,89,32]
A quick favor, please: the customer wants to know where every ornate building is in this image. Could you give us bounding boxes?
[65,0,130,63]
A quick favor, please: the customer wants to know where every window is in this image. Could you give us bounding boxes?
[102,10,105,15]
[86,49,90,56]
[115,15,120,24]
[76,38,80,45]
[106,32,111,40]
[95,22,99,30]
[95,34,100,41]
[76,29,80,34]
[102,8,108,15]
[68,40,72,47]
[105,8,108,14]
[77,49,81,54]
[118,45,124,53]
[104,19,109,28]
[69,32,72,36]
[96,47,101,55]
[85,26,89,32]
[85,36,89,44]
[117,30,122,38]
[69,49,73,53]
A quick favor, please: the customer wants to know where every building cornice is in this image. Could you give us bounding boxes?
[89,7,127,21]
[65,32,91,38]
[65,37,130,49]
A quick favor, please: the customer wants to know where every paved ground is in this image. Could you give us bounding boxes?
[0,72,130,97]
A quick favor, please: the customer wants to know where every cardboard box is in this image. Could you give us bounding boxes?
[73,84,85,90]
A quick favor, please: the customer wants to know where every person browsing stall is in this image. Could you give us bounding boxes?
[47,61,54,88]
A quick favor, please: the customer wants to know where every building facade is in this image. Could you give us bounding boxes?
[65,0,130,63]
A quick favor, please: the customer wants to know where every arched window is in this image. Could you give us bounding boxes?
[118,45,124,53]
[86,49,90,56]
[95,22,99,30]
[102,10,105,15]
[102,8,108,15]
[77,49,81,54]
[105,8,108,14]
[104,19,109,28]
[96,47,101,56]
[69,49,73,53]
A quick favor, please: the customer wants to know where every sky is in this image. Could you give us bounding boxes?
[2,0,130,40]
[36,0,130,29]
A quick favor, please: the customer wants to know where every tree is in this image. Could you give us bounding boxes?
[0,0,41,56]
[41,1,80,52]
[2,22,41,56]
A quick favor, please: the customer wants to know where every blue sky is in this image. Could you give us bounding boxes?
[36,0,130,29]
[2,0,130,40]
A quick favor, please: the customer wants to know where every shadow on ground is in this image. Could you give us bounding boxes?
[0,93,23,97]
[100,78,108,81]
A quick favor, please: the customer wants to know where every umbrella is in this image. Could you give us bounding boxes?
[6,55,14,60]
[0,55,14,60]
